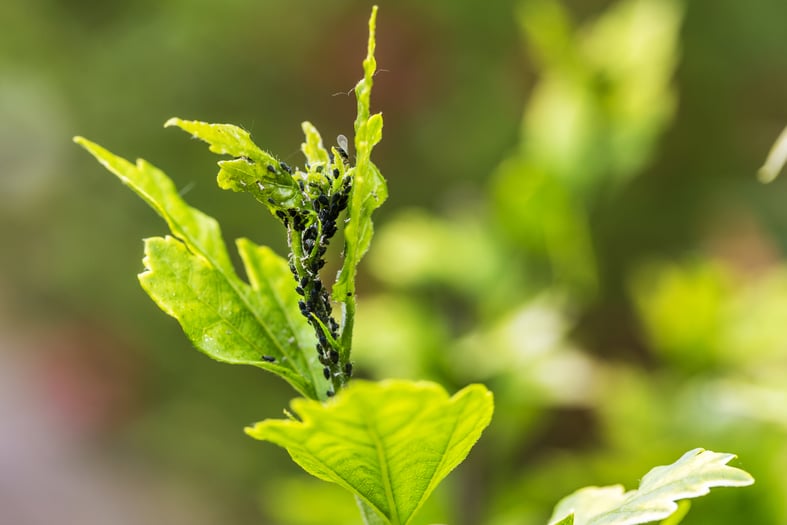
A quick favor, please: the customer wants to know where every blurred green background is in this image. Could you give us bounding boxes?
[2,0,787,523]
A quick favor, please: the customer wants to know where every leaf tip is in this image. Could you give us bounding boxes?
[72,135,97,152]
[163,117,182,128]
[243,423,262,439]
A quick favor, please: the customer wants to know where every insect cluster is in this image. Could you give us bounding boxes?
[266,136,355,397]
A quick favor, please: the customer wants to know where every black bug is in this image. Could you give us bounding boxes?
[268,133,360,399]
[261,355,276,363]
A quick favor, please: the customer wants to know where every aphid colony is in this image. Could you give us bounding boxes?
[257,137,354,397]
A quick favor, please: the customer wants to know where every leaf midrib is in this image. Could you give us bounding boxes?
[366,416,400,525]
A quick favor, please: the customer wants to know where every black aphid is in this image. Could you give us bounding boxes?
[261,355,276,363]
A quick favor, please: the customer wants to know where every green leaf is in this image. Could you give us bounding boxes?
[73,137,327,399]
[246,380,494,525]
[163,117,269,160]
[334,5,388,303]
[164,118,301,208]
[300,121,331,167]
[73,137,234,275]
[553,515,575,525]
[547,448,754,525]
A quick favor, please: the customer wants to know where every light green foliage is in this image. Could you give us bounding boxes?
[351,2,764,524]
[495,0,682,295]
[334,6,388,310]
[628,259,787,433]
[246,380,494,525]
[165,113,359,391]
[72,137,234,275]
[518,0,681,190]
[630,259,787,372]
[73,137,324,399]
[74,9,497,524]
[164,118,301,209]
[367,210,511,300]
[629,260,731,371]
[71,4,758,524]
[548,449,754,525]
[165,7,386,363]
[77,7,390,397]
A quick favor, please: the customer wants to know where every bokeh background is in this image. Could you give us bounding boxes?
[2,0,787,523]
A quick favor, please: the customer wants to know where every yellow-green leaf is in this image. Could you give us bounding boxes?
[246,380,494,525]
[74,138,327,399]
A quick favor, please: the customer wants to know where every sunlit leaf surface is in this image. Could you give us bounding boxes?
[73,137,325,399]
[247,380,494,525]
[548,449,754,525]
